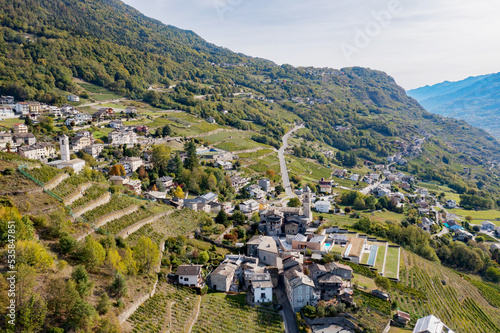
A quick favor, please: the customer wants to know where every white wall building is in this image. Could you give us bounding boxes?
[314,200,331,213]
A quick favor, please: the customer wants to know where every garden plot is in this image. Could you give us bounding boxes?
[191,293,283,333]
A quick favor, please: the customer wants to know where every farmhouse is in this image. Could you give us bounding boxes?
[175,264,204,288]
[210,262,238,292]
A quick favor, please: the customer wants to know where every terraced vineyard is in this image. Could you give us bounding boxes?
[98,207,153,235]
[82,195,134,223]
[191,293,283,333]
[69,185,108,210]
[127,209,208,246]
[24,164,62,183]
[51,174,88,198]
[395,251,500,332]
[126,281,198,333]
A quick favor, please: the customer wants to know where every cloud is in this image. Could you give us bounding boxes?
[122,0,500,89]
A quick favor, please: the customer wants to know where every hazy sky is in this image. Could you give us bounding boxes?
[122,0,500,89]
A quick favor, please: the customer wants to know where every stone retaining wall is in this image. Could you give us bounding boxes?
[119,210,173,239]
[118,278,159,324]
[73,192,111,218]
[76,204,138,241]
[63,182,92,206]
[44,173,69,190]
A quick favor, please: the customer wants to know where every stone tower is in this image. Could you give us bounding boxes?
[303,186,312,220]
[59,134,70,162]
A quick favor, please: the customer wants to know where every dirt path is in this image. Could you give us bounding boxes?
[160,301,176,333]
[186,295,202,333]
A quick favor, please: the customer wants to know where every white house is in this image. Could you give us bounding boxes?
[413,314,454,333]
[350,174,360,182]
[315,200,331,213]
[109,120,123,129]
[120,157,143,174]
[0,107,15,119]
[446,200,457,208]
[214,160,233,170]
[259,178,272,192]
[481,221,496,231]
[240,199,260,214]
[378,188,391,197]
[68,95,80,102]
[175,264,204,287]
[250,273,273,303]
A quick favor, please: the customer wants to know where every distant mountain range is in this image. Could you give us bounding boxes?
[407,72,500,139]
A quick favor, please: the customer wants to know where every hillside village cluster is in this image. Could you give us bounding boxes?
[1,95,493,333]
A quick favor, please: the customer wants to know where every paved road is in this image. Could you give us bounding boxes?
[278,124,304,198]
[360,179,382,195]
[276,275,299,333]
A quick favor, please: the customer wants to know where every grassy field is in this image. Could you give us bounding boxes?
[395,251,500,332]
[191,293,283,333]
[0,117,22,129]
[215,138,271,152]
[287,155,333,182]
[384,247,400,279]
[374,243,387,272]
[448,208,500,223]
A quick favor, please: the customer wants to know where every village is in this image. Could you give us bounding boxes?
[1,95,498,333]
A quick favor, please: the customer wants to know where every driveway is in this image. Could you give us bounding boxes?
[276,275,299,333]
[278,124,304,198]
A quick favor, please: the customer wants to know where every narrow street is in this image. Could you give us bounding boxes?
[276,275,299,333]
[279,124,305,198]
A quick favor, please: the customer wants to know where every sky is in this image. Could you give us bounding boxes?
[122,0,500,89]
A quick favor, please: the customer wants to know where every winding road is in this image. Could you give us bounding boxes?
[279,124,304,198]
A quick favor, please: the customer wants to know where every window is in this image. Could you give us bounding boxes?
[298,296,303,302]
[184,277,188,281]
[261,293,266,299]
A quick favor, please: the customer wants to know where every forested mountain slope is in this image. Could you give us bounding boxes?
[1,0,500,197]
[408,72,500,139]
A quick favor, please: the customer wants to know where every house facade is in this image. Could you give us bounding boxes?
[175,264,204,287]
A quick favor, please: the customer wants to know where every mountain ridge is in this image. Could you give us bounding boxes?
[408,72,500,138]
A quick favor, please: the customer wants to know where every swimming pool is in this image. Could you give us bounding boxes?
[367,245,378,266]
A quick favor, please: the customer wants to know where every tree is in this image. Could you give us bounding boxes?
[108,164,126,176]
[46,279,80,324]
[275,185,285,195]
[59,234,77,254]
[215,209,228,226]
[152,144,171,171]
[198,251,209,264]
[353,197,366,210]
[67,298,96,331]
[111,273,127,297]
[231,210,246,225]
[172,186,185,199]
[106,248,126,274]
[288,197,301,207]
[133,236,160,274]
[375,275,391,291]
[79,235,106,270]
[71,265,94,297]
[17,240,54,271]
[167,152,184,175]
[265,169,276,179]
[18,293,47,333]
[96,293,111,315]
[162,124,172,137]
[184,139,198,170]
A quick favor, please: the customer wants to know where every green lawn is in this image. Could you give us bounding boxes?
[384,247,400,279]
[0,117,22,129]
[448,208,500,223]
[374,244,387,272]
[215,139,270,152]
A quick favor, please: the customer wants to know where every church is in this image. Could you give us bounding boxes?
[260,186,313,236]
[48,134,85,173]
